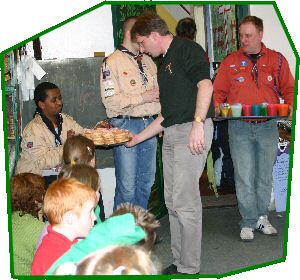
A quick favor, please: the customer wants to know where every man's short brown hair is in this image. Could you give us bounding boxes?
[240,15,263,32]
[131,12,169,41]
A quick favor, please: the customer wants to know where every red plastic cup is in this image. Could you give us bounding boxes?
[242,104,252,116]
[278,104,289,116]
[267,104,278,116]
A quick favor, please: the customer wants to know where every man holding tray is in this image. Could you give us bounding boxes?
[214,16,294,241]
[100,17,160,210]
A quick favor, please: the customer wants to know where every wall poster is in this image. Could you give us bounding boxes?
[211,4,238,62]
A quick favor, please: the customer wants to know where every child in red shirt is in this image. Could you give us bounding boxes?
[31,178,97,275]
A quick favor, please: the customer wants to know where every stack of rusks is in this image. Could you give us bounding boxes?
[84,125,131,146]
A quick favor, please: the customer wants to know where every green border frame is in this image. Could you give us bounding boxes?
[0,1,298,279]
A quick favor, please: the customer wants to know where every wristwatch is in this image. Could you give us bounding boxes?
[194,116,205,124]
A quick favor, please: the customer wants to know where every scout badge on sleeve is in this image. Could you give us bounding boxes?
[102,69,111,80]
[102,59,111,80]
[27,141,33,148]
[104,79,115,98]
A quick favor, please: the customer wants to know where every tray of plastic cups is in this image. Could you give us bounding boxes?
[215,102,289,121]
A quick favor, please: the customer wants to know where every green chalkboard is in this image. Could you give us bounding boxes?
[111,4,156,48]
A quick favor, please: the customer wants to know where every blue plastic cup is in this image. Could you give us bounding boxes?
[252,104,261,116]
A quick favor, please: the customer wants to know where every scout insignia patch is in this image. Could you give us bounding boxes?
[241,60,248,67]
[235,77,245,82]
[27,141,33,148]
[130,79,136,86]
[104,79,115,97]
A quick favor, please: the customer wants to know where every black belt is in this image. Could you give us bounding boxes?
[114,115,156,120]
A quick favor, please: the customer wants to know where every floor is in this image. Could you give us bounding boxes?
[152,197,286,276]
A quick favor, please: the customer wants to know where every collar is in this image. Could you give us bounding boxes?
[47,225,78,244]
[117,45,143,60]
[239,42,267,57]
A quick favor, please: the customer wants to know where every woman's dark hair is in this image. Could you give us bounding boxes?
[33,82,63,146]
[176,18,197,40]
[11,173,46,219]
[34,82,59,108]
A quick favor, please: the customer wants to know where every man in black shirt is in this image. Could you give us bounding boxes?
[127,13,213,275]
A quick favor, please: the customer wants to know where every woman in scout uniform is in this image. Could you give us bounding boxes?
[15,82,84,186]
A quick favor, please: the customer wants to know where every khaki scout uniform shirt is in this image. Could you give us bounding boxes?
[100,49,161,118]
[15,113,84,175]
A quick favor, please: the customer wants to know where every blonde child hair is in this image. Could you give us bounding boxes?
[59,164,101,193]
[55,245,159,275]
[43,178,97,225]
[63,135,95,166]
[62,135,105,221]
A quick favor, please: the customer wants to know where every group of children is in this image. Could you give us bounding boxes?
[10,82,161,275]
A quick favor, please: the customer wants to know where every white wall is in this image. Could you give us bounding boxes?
[162,4,191,20]
[194,6,206,51]
[41,5,114,59]
[250,4,296,76]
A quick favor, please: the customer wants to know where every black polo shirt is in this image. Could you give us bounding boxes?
[158,37,211,128]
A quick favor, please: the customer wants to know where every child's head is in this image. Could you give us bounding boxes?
[11,173,46,219]
[59,164,101,202]
[44,178,97,237]
[55,245,158,275]
[111,203,160,251]
[63,135,96,167]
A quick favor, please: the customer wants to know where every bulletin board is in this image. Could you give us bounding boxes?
[211,4,238,62]
[111,4,156,48]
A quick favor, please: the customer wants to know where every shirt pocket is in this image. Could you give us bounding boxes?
[230,68,248,88]
[260,65,275,89]
[120,69,142,94]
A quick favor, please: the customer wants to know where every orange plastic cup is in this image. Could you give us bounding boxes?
[278,104,289,116]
